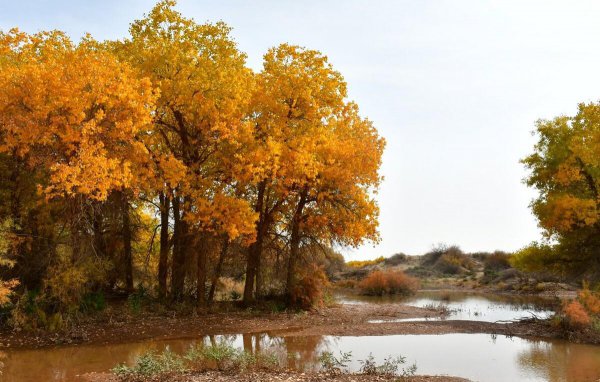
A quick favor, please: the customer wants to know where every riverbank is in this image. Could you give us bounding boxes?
[0,290,574,350]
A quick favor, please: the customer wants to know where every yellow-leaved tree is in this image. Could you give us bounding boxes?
[0,28,158,314]
[235,44,384,303]
[115,0,257,304]
[516,102,600,279]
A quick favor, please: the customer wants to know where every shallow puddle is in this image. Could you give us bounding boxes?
[2,331,600,382]
[340,290,558,322]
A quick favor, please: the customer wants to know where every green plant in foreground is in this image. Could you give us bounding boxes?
[359,353,417,377]
[114,342,281,377]
[113,347,186,376]
[80,291,105,312]
[127,285,148,315]
[320,350,417,378]
[318,351,352,374]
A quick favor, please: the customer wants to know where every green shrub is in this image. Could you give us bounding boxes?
[128,285,148,314]
[318,351,352,374]
[320,351,417,378]
[113,347,186,376]
[114,342,282,378]
[9,289,65,331]
[359,353,416,377]
[80,291,105,312]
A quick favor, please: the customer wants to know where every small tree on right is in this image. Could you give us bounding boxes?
[516,102,600,280]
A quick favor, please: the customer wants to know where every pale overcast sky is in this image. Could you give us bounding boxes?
[2,1,600,259]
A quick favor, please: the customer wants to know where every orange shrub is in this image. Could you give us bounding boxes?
[358,270,419,296]
[290,265,330,310]
[563,300,591,327]
[578,288,600,315]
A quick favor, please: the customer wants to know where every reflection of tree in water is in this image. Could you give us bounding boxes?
[234,332,329,371]
[278,335,330,371]
[0,350,6,375]
[517,339,600,382]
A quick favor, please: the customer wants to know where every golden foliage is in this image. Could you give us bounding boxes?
[116,0,257,241]
[346,256,386,268]
[0,0,385,314]
[521,103,600,275]
[0,279,18,306]
[578,287,600,315]
[0,29,156,201]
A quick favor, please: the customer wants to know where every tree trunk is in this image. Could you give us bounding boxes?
[171,196,188,300]
[243,181,266,305]
[242,333,253,353]
[243,240,261,305]
[120,191,134,292]
[208,238,229,304]
[255,247,263,299]
[92,203,106,259]
[158,192,170,299]
[285,189,308,301]
[196,236,207,309]
[254,333,262,352]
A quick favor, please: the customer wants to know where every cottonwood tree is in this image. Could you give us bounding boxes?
[116,0,256,304]
[0,0,386,316]
[517,102,600,279]
[0,29,156,298]
[235,44,384,303]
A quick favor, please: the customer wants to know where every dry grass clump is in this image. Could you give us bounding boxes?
[433,251,475,275]
[420,245,475,275]
[213,277,245,301]
[358,270,419,296]
[383,253,408,266]
[483,251,512,272]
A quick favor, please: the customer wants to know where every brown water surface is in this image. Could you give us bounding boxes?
[2,292,598,382]
[2,331,600,382]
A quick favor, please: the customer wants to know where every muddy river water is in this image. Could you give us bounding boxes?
[2,291,600,382]
[341,290,558,322]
